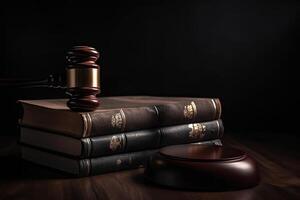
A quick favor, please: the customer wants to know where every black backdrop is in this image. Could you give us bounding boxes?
[1,0,299,134]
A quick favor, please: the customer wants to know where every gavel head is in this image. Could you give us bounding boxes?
[66,46,100,111]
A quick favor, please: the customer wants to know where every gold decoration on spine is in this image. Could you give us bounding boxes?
[81,138,92,157]
[153,105,160,117]
[211,99,217,119]
[116,159,122,165]
[80,159,91,176]
[216,99,222,119]
[109,135,124,151]
[111,109,126,131]
[188,123,206,139]
[184,101,197,120]
[81,113,92,137]
[216,120,220,137]
[120,109,126,131]
[111,112,122,129]
[212,99,222,119]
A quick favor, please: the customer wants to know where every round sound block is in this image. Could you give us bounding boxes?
[144,144,260,190]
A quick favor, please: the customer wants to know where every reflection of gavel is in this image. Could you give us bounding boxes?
[0,46,101,112]
[66,46,100,111]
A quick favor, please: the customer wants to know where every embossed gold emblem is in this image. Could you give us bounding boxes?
[109,135,123,151]
[111,113,122,128]
[116,159,122,165]
[111,109,126,130]
[184,101,197,120]
[188,123,206,139]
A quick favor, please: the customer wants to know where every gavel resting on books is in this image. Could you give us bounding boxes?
[1,46,100,112]
[3,46,260,190]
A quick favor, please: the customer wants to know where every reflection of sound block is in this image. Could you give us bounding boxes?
[144,144,260,190]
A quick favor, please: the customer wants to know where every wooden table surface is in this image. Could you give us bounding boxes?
[0,132,299,200]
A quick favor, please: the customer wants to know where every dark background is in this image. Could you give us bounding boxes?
[0,0,299,134]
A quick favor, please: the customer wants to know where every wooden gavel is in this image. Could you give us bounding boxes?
[0,46,101,112]
[65,46,100,111]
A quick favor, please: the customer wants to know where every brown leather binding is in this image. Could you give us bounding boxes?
[19,96,222,138]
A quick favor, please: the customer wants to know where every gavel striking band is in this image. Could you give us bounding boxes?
[67,68,100,88]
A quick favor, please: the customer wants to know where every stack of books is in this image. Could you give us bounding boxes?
[19,96,223,176]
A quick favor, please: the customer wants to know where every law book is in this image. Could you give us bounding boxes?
[20,120,223,158]
[21,140,222,176]
[18,96,221,138]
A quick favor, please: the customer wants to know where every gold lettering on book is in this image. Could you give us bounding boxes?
[188,123,206,139]
[109,135,123,151]
[111,109,126,130]
[184,101,197,120]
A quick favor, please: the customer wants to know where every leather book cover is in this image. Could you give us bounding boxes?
[20,120,223,158]
[21,140,222,176]
[21,146,158,176]
[19,96,221,138]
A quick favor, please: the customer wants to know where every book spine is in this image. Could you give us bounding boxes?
[85,107,159,138]
[79,139,223,176]
[84,99,221,137]
[157,98,221,126]
[160,119,223,146]
[81,120,223,157]
[79,150,158,176]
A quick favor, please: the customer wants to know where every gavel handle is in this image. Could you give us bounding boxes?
[0,74,66,89]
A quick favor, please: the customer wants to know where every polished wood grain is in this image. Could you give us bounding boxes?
[0,132,299,200]
[159,144,245,161]
[145,145,259,190]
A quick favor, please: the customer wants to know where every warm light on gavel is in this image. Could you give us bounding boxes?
[65,46,101,112]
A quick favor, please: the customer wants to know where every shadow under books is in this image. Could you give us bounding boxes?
[0,157,71,180]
